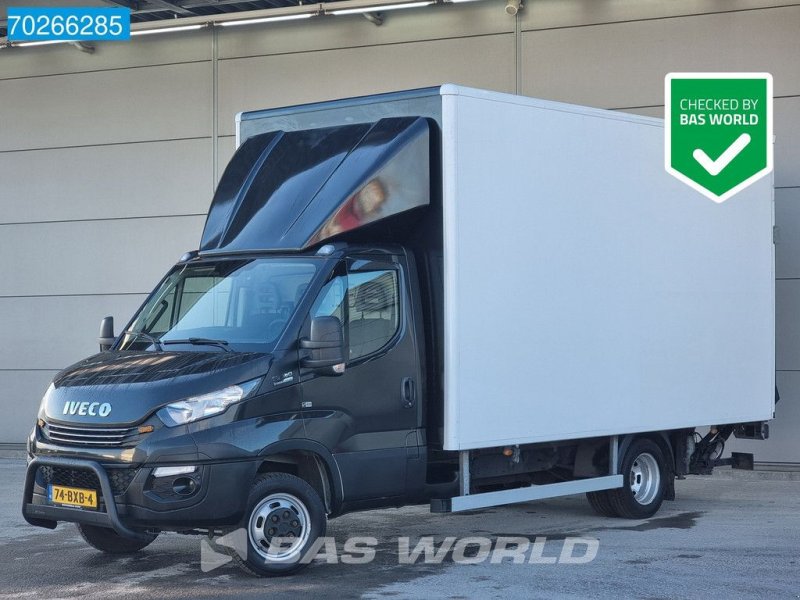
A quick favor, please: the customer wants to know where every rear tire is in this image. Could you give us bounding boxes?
[77,523,157,554]
[606,438,668,519]
[586,490,618,517]
[229,472,327,576]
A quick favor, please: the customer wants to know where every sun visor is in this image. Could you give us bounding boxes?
[200,117,431,253]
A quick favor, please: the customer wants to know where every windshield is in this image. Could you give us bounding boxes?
[119,258,319,352]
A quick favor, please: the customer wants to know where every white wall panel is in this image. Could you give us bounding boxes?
[0,139,212,224]
[217,34,515,136]
[0,216,206,297]
[0,62,212,151]
[0,31,212,80]
[776,280,800,371]
[0,295,146,371]
[775,188,800,280]
[217,135,236,183]
[519,0,799,31]
[774,97,800,188]
[218,2,511,59]
[0,370,58,443]
[520,6,800,108]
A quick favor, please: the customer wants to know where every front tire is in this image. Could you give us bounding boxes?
[76,523,157,554]
[606,438,668,519]
[230,472,327,576]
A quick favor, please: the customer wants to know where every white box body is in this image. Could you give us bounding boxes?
[440,85,775,451]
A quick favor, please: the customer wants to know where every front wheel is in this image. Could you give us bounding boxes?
[77,523,157,554]
[230,472,327,576]
[605,438,668,519]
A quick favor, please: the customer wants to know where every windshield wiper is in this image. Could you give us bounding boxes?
[124,331,164,351]
[162,338,232,353]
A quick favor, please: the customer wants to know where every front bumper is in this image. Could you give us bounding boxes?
[22,455,258,536]
[23,456,150,539]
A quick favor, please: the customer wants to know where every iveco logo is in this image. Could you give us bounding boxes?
[62,401,112,417]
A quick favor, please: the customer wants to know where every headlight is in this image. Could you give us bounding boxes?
[157,379,261,427]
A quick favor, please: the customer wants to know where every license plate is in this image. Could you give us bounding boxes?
[48,484,98,509]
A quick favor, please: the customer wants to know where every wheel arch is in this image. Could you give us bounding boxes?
[618,432,673,468]
[618,432,676,501]
[256,440,344,515]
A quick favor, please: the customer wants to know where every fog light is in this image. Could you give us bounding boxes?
[172,476,197,496]
[153,465,196,478]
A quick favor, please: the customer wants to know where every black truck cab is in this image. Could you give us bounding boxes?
[24,111,452,575]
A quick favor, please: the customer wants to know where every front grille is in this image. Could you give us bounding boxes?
[38,466,138,496]
[108,468,137,494]
[42,422,139,447]
[39,465,99,490]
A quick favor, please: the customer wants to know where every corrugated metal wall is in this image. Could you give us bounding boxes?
[0,0,797,461]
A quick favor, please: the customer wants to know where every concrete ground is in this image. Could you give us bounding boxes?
[1,459,799,600]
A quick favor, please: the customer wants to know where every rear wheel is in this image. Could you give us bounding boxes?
[606,438,668,519]
[77,523,157,554]
[229,472,326,576]
[586,490,618,517]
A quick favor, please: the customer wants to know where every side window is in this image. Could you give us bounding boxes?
[143,287,176,335]
[347,270,399,361]
[308,266,401,364]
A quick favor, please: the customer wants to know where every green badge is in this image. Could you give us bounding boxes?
[665,73,773,203]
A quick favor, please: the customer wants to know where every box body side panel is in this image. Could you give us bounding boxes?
[442,92,775,451]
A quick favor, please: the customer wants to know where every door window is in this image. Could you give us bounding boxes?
[310,266,400,362]
[347,270,399,360]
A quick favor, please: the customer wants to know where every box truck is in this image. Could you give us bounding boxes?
[23,85,775,575]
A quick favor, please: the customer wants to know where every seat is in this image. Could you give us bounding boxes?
[243,282,283,338]
[349,274,397,358]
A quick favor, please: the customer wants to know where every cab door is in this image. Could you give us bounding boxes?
[299,254,421,504]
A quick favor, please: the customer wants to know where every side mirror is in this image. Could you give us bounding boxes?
[300,316,345,376]
[98,316,115,351]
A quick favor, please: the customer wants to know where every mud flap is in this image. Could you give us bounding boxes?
[731,452,755,470]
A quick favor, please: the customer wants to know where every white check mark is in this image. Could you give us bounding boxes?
[692,133,751,176]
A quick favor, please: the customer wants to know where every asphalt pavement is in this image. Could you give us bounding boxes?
[1,459,799,599]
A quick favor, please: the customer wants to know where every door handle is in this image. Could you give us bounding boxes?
[401,377,416,409]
